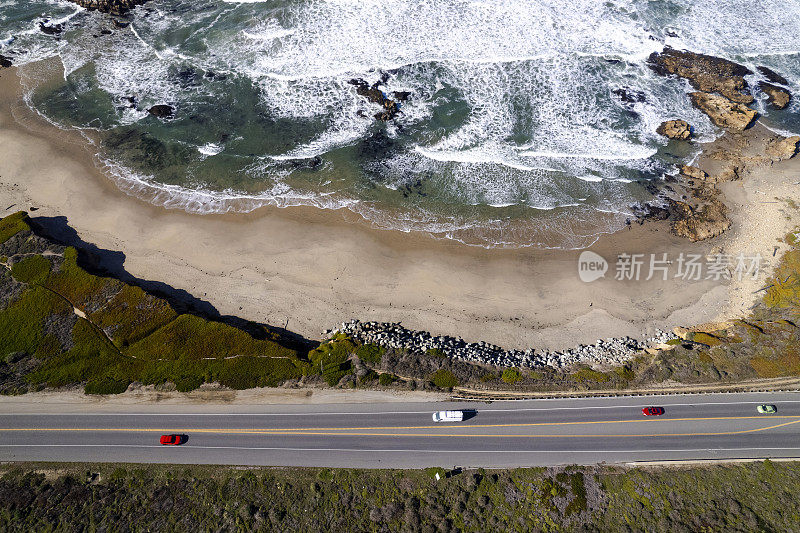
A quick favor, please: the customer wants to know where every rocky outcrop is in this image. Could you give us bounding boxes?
[649,48,753,104]
[348,76,409,122]
[67,0,149,16]
[657,119,692,140]
[0,54,12,68]
[758,82,791,110]
[689,92,757,132]
[757,66,789,86]
[668,195,730,242]
[38,21,64,35]
[765,135,799,161]
[679,164,708,181]
[147,104,174,119]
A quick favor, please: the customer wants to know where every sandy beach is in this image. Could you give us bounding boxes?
[1,64,797,353]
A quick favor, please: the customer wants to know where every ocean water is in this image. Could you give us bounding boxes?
[1,0,799,247]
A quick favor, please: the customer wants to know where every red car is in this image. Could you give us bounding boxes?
[159,434,186,445]
[642,407,665,416]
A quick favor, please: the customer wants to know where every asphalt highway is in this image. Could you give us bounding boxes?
[1,392,799,468]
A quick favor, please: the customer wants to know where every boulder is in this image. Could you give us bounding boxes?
[147,104,174,119]
[679,164,708,181]
[348,77,408,122]
[612,87,646,104]
[689,92,757,132]
[757,66,789,86]
[649,48,753,104]
[66,0,149,16]
[657,119,692,140]
[712,165,741,183]
[39,22,64,35]
[0,54,12,68]
[765,136,799,161]
[669,197,731,241]
[758,82,791,110]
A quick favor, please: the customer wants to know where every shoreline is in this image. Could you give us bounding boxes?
[0,64,794,353]
[13,59,628,252]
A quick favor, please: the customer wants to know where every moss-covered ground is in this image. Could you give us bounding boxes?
[1,460,798,532]
[0,212,309,394]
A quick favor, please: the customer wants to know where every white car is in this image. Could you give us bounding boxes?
[432,410,464,422]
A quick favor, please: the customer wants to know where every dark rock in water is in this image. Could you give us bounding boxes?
[632,202,670,223]
[283,156,323,171]
[612,87,646,104]
[758,82,792,110]
[358,130,397,162]
[656,119,692,140]
[204,71,226,82]
[39,22,64,35]
[112,19,130,28]
[348,78,385,104]
[374,100,400,122]
[348,76,408,122]
[757,66,789,86]
[689,92,757,132]
[649,47,753,104]
[147,104,174,119]
[100,29,113,35]
[67,0,149,16]
[174,67,199,88]
[0,54,12,69]
[120,96,136,108]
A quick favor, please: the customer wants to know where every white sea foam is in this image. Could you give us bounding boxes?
[198,143,223,156]
[6,0,800,248]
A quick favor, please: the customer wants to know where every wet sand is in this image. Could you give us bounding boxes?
[2,64,776,352]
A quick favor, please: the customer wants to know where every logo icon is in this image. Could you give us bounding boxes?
[578,251,608,282]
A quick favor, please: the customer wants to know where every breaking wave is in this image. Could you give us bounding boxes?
[1,0,799,247]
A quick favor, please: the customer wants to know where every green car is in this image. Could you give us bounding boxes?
[757,404,777,414]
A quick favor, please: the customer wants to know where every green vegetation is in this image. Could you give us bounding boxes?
[0,211,29,244]
[426,348,446,359]
[378,372,398,386]
[356,343,384,364]
[0,286,71,363]
[501,368,522,384]
[0,212,308,395]
[430,368,459,389]
[9,256,50,285]
[308,335,355,386]
[571,367,610,383]
[764,250,800,309]
[2,461,799,531]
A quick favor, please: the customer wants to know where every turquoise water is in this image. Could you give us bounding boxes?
[1,0,799,247]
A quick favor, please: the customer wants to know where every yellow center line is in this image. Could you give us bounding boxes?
[1,416,799,439]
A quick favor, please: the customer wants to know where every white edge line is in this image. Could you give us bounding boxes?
[2,445,800,454]
[4,399,800,417]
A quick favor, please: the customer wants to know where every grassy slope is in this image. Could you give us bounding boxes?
[0,212,309,394]
[0,461,798,532]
